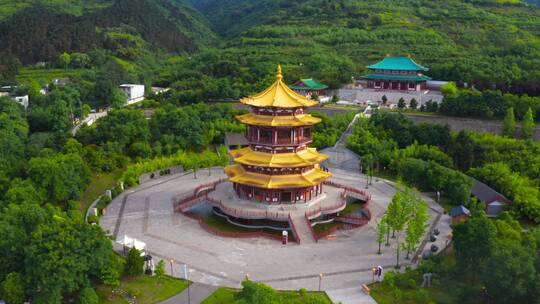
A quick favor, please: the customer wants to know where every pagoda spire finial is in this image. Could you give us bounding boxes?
[277,64,283,80]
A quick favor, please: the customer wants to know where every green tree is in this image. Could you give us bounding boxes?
[82,104,91,119]
[381,95,388,105]
[453,214,496,283]
[376,216,388,254]
[124,247,144,276]
[28,153,90,204]
[521,107,535,139]
[450,130,474,171]
[70,53,91,69]
[397,98,406,110]
[1,272,25,304]
[386,184,412,268]
[403,196,429,259]
[79,287,99,304]
[110,88,127,109]
[59,52,71,70]
[441,82,458,97]
[235,279,280,304]
[503,107,516,138]
[409,98,418,109]
[155,260,165,283]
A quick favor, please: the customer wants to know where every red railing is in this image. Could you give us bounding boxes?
[175,179,228,212]
[288,215,301,244]
[206,196,290,221]
[305,192,347,220]
[305,213,319,242]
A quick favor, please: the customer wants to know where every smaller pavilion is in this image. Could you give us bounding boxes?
[362,56,431,91]
[289,78,328,97]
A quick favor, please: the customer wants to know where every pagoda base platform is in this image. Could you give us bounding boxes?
[204,181,346,222]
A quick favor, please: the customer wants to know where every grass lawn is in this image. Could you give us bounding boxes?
[341,197,365,214]
[370,252,467,304]
[96,275,189,304]
[79,168,124,212]
[200,213,295,242]
[312,221,341,234]
[201,287,332,304]
[17,67,86,85]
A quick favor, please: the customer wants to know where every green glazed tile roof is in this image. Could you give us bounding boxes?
[289,78,328,90]
[362,74,432,81]
[367,57,429,71]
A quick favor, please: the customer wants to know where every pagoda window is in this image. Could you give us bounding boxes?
[374,81,381,88]
[304,128,312,139]
[259,129,272,143]
[276,129,291,144]
[282,192,292,202]
[408,82,415,90]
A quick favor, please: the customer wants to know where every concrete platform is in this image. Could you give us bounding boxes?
[100,167,448,294]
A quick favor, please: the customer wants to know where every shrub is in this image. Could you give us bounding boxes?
[124,248,144,276]
[79,287,98,304]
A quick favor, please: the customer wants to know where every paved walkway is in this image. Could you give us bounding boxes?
[160,282,218,304]
[327,287,377,304]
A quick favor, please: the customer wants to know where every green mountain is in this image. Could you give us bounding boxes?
[0,0,216,63]
[184,0,540,87]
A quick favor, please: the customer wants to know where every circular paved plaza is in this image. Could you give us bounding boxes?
[100,165,451,292]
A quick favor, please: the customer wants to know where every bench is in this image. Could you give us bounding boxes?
[326,235,337,240]
[361,284,371,295]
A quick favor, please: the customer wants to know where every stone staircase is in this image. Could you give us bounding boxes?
[290,214,316,244]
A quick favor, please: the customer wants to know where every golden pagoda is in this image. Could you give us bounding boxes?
[225,65,332,204]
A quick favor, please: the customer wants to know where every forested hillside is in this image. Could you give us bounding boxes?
[187,0,540,87]
[0,0,215,64]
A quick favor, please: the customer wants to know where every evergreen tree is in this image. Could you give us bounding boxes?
[521,107,535,139]
[409,98,418,109]
[397,98,406,109]
[381,95,388,105]
[503,107,516,138]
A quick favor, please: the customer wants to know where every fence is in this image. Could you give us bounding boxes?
[305,191,347,220]
[174,179,228,212]
[305,213,319,242]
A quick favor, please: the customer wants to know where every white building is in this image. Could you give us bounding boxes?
[119,84,145,105]
[13,95,29,109]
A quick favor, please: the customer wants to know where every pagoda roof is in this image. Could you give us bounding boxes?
[230,147,328,168]
[240,65,318,108]
[225,164,332,189]
[236,113,321,127]
[367,56,429,71]
[362,74,432,81]
[289,79,328,90]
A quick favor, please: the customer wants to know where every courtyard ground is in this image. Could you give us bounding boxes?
[99,114,451,304]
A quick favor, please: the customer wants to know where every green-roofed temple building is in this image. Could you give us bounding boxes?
[362,56,431,92]
[289,78,328,97]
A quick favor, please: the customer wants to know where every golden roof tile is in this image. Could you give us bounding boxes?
[240,65,319,108]
[224,164,332,189]
[230,147,328,168]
